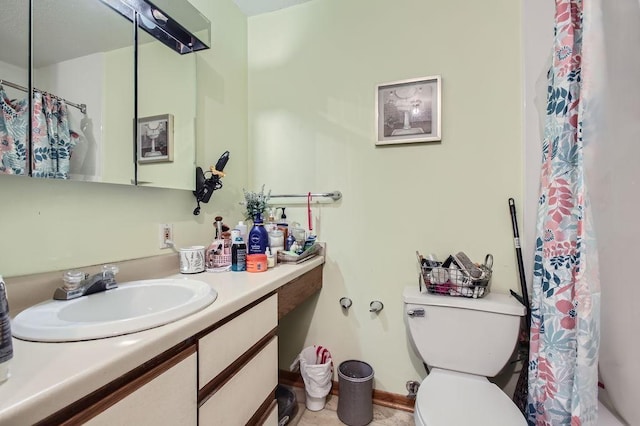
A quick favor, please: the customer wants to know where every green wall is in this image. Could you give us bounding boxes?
[248,0,523,394]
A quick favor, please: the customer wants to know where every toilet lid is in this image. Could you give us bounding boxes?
[415,369,527,426]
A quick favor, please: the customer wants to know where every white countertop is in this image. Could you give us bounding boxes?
[0,257,324,425]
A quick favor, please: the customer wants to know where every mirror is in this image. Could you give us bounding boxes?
[0,0,30,176]
[136,29,196,190]
[0,0,208,190]
[33,0,135,184]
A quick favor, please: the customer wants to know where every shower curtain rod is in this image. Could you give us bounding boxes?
[0,78,87,114]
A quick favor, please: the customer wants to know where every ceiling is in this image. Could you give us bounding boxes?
[231,0,314,16]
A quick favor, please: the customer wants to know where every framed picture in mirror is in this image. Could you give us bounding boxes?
[137,114,174,163]
[375,75,441,145]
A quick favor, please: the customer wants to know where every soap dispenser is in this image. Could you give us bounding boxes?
[276,207,289,243]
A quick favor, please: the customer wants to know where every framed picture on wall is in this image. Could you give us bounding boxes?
[375,75,441,145]
[137,114,174,163]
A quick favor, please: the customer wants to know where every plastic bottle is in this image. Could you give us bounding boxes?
[0,275,13,384]
[285,233,296,251]
[248,215,269,255]
[235,221,248,244]
[267,207,276,223]
[276,207,289,243]
[268,229,284,252]
[266,248,275,268]
[303,234,317,252]
[231,234,247,272]
[265,208,277,233]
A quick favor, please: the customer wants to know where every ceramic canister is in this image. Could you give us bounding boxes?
[180,246,205,274]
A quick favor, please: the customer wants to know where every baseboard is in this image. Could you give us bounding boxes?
[278,369,415,413]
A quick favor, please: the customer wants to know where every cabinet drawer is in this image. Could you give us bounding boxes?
[199,337,278,425]
[198,294,277,388]
[84,351,197,426]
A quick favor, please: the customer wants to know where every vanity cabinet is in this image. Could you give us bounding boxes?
[29,265,323,425]
[198,294,278,425]
[199,338,278,425]
[60,346,198,425]
[39,295,279,426]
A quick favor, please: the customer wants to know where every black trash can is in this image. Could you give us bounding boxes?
[337,360,375,426]
[276,385,297,425]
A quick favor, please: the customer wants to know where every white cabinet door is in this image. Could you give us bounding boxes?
[199,295,277,388]
[85,351,197,426]
[199,337,278,425]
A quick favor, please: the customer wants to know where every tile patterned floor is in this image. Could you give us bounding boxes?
[285,387,415,426]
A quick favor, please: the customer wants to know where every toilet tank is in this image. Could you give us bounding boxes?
[403,286,525,377]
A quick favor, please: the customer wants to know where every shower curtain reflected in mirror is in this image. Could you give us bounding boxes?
[32,93,79,179]
[0,86,28,175]
[0,89,79,179]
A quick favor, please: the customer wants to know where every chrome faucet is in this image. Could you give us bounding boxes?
[53,265,119,300]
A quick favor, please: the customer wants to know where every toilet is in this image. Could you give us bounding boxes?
[403,286,527,425]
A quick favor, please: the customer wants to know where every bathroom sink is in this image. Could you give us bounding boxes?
[12,278,217,342]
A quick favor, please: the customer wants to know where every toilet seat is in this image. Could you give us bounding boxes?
[414,369,526,426]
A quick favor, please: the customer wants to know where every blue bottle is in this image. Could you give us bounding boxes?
[248,214,269,255]
[285,233,295,251]
[303,234,317,252]
[231,236,247,272]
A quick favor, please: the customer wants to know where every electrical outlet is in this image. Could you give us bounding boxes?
[159,223,173,249]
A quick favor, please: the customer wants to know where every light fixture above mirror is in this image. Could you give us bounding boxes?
[99,0,211,54]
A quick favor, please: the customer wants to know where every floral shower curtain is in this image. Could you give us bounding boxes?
[0,89,77,178]
[0,88,28,175]
[33,92,78,179]
[527,1,601,425]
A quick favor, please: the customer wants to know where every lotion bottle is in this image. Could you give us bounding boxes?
[248,215,269,255]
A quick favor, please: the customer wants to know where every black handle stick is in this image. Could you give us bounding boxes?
[508,198,530,332]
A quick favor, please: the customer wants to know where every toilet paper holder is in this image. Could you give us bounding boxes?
[339,297,353,309]
[369,301,384,313]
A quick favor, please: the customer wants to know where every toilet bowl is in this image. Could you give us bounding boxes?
[414,369,526,426]
[403,286,527,426]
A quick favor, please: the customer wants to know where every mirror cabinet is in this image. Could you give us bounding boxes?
[0,0,209,190]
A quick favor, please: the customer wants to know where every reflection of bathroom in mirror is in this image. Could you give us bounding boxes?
[0,0,209,190]
[137,28,197,190]
[33,0,135,185]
